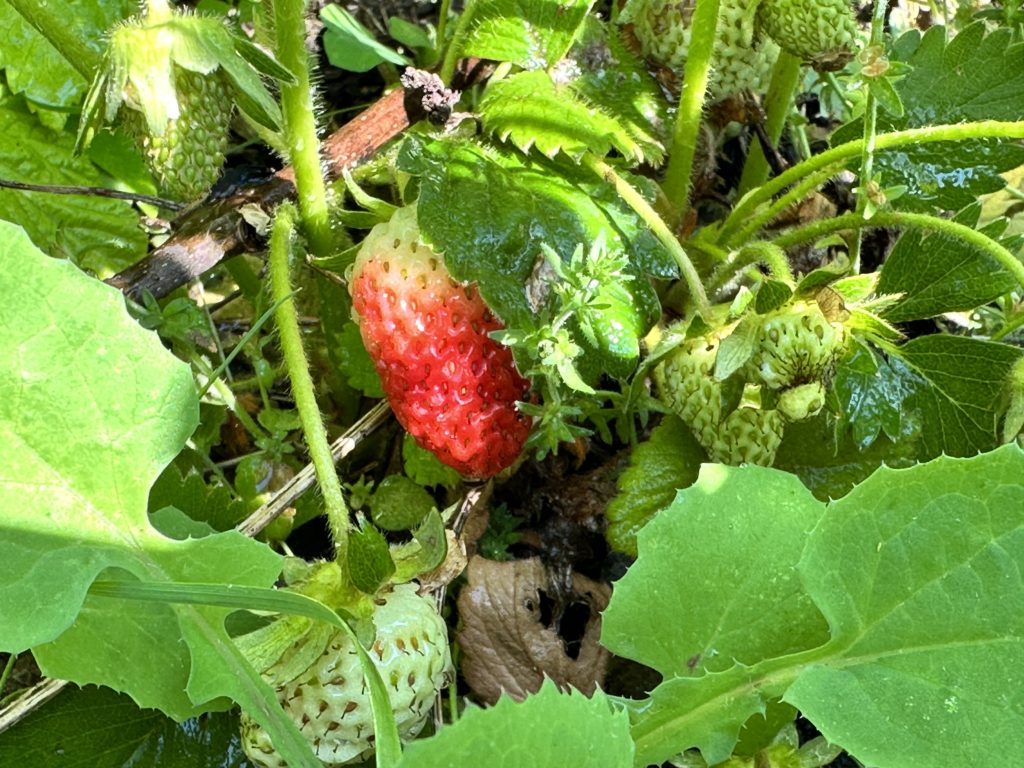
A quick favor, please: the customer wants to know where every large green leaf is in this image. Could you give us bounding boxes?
[0,684,248,768]
[831,342,917,451]
[397,135,674,326]
[878,204,1019,321]
[462,0,594,70]
[787,447,1024,766]
[398,680,633,767]
[834,24,1024,211]
[0,224,318,767]
[0,103,146,273]
[0,0,134,109]
[613,449,1024,768]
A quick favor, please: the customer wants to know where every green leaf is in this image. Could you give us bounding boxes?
[0,684,249,768]
[402,434,461,489]
[149,465,248,531]
[398,680,633,767]
[347,522,397,594]
[833,342,915,450]
[392,508,448,583]
[0,104,147,273]
[878,204,1018,321]
[388,16,432,50]
[787,446,1024,767]
[605,416,704,557]
[567,16,667,166]
[835,24,1024,211]
[462,0,595,70]
[0,0,134,109]
[481,70,645,162]
[754,280,793,314]
[320,4,410,72]
[896,334,1023,457]
[397,135,674,325]
[714,315,758,381]
[335,320,384,398]
[603,464,829,680]
[0,223,322,767]
[369,475,435,531]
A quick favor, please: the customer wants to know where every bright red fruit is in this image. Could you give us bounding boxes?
[349,206,531,479]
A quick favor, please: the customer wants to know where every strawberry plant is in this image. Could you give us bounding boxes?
[1,1,1024,767]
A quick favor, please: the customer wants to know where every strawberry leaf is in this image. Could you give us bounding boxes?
[605,415,704,557]
[398,679,633,767]
[877,204,1019,321]
[895,334,1023,457]
[397,135,674,326]
[0,103,146,273]
[834,24,1024,211]
[463,0,595,69]
[832,342,915,450]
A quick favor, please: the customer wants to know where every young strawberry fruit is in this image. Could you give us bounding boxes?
[350,206,531,479]
[654,332,725,448]
[756,0,860,71]
[708,406,785,466]
[241,582,453,767]
[746,300,848,390]
[619,0,780,98]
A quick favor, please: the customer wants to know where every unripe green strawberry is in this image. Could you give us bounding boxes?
[708,406,785,466]
[350,206,531,479]
[123,67,232,201]
[241,583,452,767]
[777,381,826,422]
[654,333,724,443]
[747,301,848,390]
[756,0,860,71]
[620,0,780,98]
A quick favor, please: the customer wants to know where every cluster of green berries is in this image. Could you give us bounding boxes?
[656,299,848,466]
[621,0,860,99]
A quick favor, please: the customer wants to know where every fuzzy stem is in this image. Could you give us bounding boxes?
[709,241,795,295]
[730,167,838,246]
[849,0,891,270]
[717,120,1024,246]
[439,0,479,84]
[430,0,454,68]
[272,0,338,259]
[269,204,350,556]
[771,211,1024,292]
[584,154,709,314]
[662,0,720,224]
[6,0,100,80]
[737,52,803,196]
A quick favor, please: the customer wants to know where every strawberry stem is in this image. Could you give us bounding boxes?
[661,0,720,226]
[5,0,100,80]
[271,0,341,259]
[268,204,351,556]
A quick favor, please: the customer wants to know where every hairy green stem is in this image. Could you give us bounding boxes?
[662,0,720,224]
[730,168,838,246]
[269,204,350,556]
[771,211,1024,292]
[431,0,453,68]
[717,120,1024,246]
[584,155,710,313]
[6,0,100,80]
[849,0,891,269]
[709,241,795,295]
[737,52,803,196]
[272,0,339,258]
[439,0,479,84]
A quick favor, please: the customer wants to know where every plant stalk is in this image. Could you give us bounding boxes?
[716,120,1024,246]
[6,0,100,80]
[583,154,709,314]
[737,52,803,196]
[771,210,1024,293]
[271,0,339,259]
[268,204,350,556]
[662,0,721,225]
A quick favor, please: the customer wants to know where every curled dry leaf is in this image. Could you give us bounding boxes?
[456,556,610,704]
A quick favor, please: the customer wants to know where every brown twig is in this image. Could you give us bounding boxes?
[107,59,491,303]
[0,179,185,210]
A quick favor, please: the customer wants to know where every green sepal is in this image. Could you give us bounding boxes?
[347,521,397,595]
[391,508,448,583]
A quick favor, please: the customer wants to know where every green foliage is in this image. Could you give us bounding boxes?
[320,4,411,72]
[402,435,461,489]
[0,684,248,768]
[369,475,435,531]
[605,448,1024,767]
[835,24,1024,211]
[398,680,633,767]
[462,0,594,69]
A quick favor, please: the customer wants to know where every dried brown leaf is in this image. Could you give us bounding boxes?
[456,556,610,704]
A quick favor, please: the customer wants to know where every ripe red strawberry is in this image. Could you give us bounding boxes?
[350,206,531,479]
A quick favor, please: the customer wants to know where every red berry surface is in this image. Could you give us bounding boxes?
[350,207,531,478]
